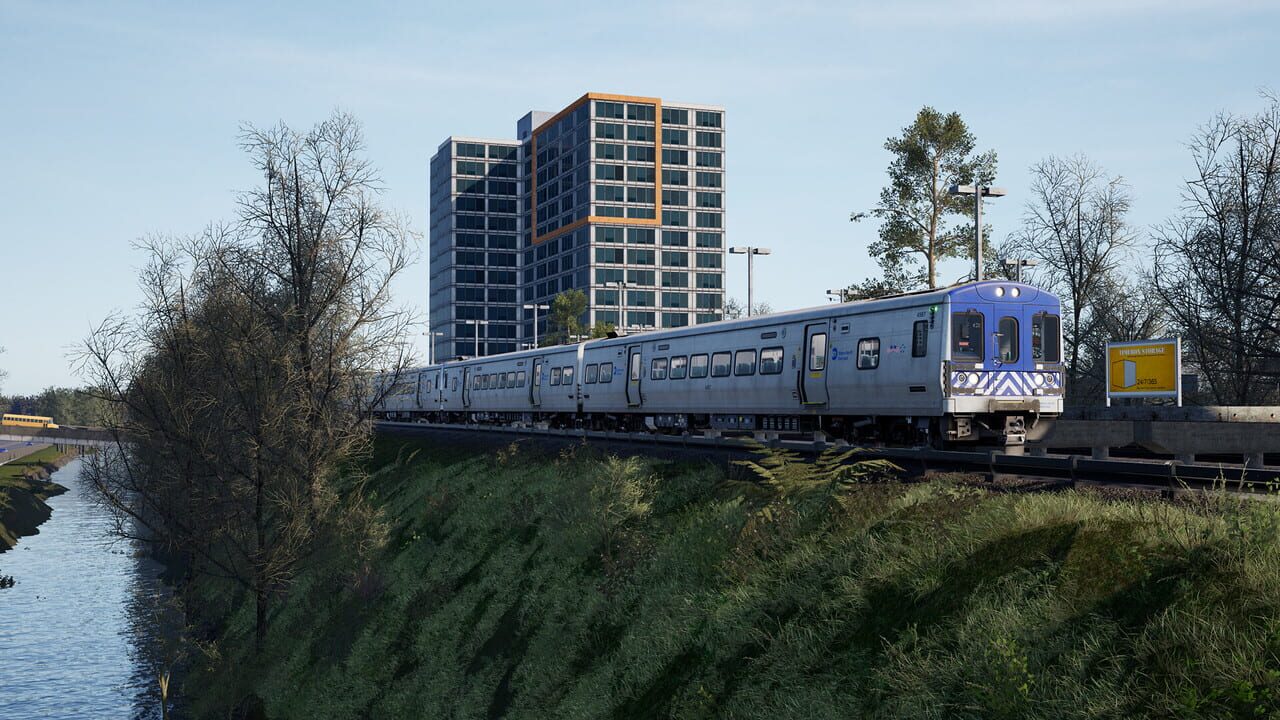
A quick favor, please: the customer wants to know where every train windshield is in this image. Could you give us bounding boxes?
[951,312,984,360]
[1032,313,1062,363]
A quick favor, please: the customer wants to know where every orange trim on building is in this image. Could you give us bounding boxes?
[530,92,665,246]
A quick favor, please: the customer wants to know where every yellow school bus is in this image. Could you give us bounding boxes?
[1,413,59,429]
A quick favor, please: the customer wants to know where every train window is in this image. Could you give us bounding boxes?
[599,362,614,383]
[952,312,984,360]
[734,350,756,376]
[760,347,784,374]
[452,377,458,391]
[563,366,574,385]
[912,320,928,357]
[690,354,709,378]
[551,367,562,386]
[670,355,688,379]
[711,352,732,377]
[516,371,526,387]
[998,317,1019,363]
[472,375,481,389]
[630,354,642,381]
[857,338,880,369]
[507,372,517,387]
[497,374,506,389]
[651,357,668,380]
[808,333,827,371]
[585,364,599,384]
[1032,313,1061,363]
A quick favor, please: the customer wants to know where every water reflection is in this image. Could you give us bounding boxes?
[0,459,182,719]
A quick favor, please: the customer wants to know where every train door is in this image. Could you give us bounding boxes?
[415,371,424,411]
[461,367,472,408]
[800,322,829,406]
[530,358,543,407]
[626,344,643,407]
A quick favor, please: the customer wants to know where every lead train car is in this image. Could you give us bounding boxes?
[374,280,1065,447]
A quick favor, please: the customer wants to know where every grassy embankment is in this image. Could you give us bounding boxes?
[0,446,70,552]
[186,436,1280,719]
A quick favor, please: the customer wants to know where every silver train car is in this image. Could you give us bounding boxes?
[374,280,1065,447]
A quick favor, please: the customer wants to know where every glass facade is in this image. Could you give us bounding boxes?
[428,138,523,359]
[430,94,725,356]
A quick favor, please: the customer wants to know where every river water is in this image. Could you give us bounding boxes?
[0,459,181,719]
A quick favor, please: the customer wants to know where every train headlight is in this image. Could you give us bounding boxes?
[1010,287,1021,298]
[994,287,1005,297]
[1032,373,1045,387]
[955,372,968,385]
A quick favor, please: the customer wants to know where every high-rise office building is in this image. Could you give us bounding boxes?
[429,93,725,360]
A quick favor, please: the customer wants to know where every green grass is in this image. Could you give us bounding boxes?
[183,437,1280,719]
[0,446,67,550]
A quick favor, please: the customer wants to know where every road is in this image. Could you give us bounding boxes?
[0,440,51,466]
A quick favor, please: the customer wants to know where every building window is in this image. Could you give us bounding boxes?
[662,251,689,267]
[662,291,689,308]
[695,171,723,188]
[695,192,722,208]
[695,110,722,128]
[695,273,722,289]
[663,190,689,206]
[627,165,655,183]
[595,143,623,160]
[663,169,689,186]
[662,128,688,145]
[627,145,655,162]
[695,252,722,268]
[595,122,623,139]
[628,186,655,204]
[695,232,722,248]
[595,101,624,118]
[627,103,656,121]
[627,125,655,142]
[695,292,721,309]
[695,131,722,148]
[662,149,688,165]
[596,164,624,181]
[626,269,655,285]
[662,230,688,246]
[695,151,722,168]
[627,228,655,244]
[663,210,688,226]
[628,290,655,306]
[662,107,689,125]
[627,249,656,265]
[662,271,688,287]
[595,185,624,202]
[695,212,722,228]
[595,247,623,263]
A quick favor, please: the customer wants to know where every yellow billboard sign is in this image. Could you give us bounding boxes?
[1105,338,1181,404]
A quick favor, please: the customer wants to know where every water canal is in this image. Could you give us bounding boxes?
[0,458,181,718]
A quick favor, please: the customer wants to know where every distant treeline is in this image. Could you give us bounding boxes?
[1,387,110,427]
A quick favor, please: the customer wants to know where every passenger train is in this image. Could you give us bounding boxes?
[373,280,1065,448]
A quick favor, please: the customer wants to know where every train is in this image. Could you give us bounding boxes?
[1,413,60,429]
[372,280,1065,448]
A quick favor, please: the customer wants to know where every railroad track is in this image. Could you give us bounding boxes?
[376,421,1280,494]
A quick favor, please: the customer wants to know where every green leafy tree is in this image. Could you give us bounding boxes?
[543,289,588,345]
[868,107,997,290]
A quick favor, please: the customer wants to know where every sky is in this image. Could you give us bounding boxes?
[1,0,1277,394]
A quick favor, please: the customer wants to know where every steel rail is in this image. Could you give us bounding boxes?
[375,421,1280,491]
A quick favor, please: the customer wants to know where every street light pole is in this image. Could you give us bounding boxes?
[729,246,772,316]
[427,330,446,364]
[465,319,489,359]
[1003,258,1039,283]
[948,184,1007,282]
[522,303,550,348]
[607,281,630,331]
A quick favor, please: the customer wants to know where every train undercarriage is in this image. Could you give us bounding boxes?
[375,409,1054,451]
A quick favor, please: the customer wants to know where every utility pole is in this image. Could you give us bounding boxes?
[465,319,489,359]
[948,184,1007,281]
[729,246,772,316]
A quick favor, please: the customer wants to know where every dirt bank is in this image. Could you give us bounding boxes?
[0,449,73,552]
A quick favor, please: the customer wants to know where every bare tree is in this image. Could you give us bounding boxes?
[1008,155,1136,390]
[723,297,773,319]
[1151,94,1280,404]
[77,112,416,649]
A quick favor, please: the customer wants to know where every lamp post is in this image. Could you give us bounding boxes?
[728,246,772,316]
[426,330,447,364]
[607,280,630,331]
[1003,258,1039,283]
[464,319,489,359]
[947,184,1007,282]
[522,303,549,348]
